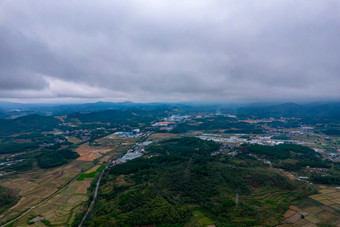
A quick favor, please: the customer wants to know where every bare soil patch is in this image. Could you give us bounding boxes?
[148,133,178,141]
[76,143,112,161]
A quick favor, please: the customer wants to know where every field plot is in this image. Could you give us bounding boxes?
[0,161,91,224]
[85,164,102,174]
[240,187,295,226]
[77,165,104,180]
[281,186,340,226]
[67,136,83,144]
[11,179,92,226]
[75,143,113,161]
[98,155,111,164]
[97,136,139,147]
[147,133,179,141]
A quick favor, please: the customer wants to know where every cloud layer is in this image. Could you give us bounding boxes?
[1,0,340,102]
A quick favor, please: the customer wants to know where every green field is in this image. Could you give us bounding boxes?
[77,165,105,181]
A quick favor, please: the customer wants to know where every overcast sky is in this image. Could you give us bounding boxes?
[0,0,340,103]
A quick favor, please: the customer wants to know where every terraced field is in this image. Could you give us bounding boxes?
[241,187,295,225]
[8,179,92,226]
[0,161,92,225]
[31,185,88,225]
[281,186,340,226]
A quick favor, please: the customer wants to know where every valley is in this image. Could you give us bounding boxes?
[0,102,339,226]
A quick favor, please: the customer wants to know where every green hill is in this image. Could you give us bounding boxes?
[0,114,60,136]
[87,137,313,226]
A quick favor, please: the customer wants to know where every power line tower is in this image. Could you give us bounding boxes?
[235,193,239,206]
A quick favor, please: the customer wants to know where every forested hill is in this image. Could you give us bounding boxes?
[1,101,340,123]
[66,109,167,127]
[0,101,176,117]
[67,110,136,123]
[0,114,60,136]
[237,102,340,123]
[0,108,165,136]
[0,185,19,215]
[87,137,313,226]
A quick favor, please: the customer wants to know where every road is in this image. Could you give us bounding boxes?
[2,134,152,227]
[78,135,151,226]
[78,166,106,227]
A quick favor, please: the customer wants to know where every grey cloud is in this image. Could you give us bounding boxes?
[0,25,51,90]
[0,0,340,102]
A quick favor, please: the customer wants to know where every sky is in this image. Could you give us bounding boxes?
[0,0,340,103]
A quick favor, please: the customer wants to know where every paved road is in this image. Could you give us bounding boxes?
[2,135,152,227]
[78,167,106,227]
[77,137,151,226]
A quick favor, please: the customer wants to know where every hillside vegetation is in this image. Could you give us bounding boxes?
[242,144,331,171]
[0,115,60,136]
[0,185,19,215]
[88,137,313,226]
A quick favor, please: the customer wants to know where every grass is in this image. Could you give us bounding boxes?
[77,165,105,181]
[184,210,215,227]
[238,187,298,225]
[73,193,87,196]
[305,215,322,222]
[77,172,97,180]
[33,173,40,179]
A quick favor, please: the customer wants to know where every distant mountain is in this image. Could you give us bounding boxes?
[0,101,52,110]
[0,101,183,118]
[1,101,340,124]
[0,110,7,118]
[66,108,170,128]
[45,101,138,115]
[68,109,136,123]
[238,102,340,123]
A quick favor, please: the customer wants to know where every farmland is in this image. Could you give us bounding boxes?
[0,102,339,226]
[0,160,92,225]
[75,143,113,161]
[77,165,105,181]
[281,186,340,226]
[0,139,130,226]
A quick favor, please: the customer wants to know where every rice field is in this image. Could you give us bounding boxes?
[11,179,91,226]
[0,161,91,224]
[281,186,340,226]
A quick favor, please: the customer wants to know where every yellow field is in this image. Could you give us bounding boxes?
[147,133,179,141]
[12,179,92,226]
[98,155,111,164]
[0,143,130,226]
[85,164,101,174]
[0,161,93,224]
[76,143,113,161]
[66,136,83,144]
